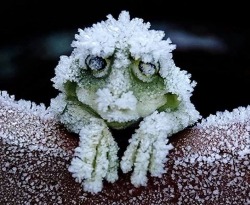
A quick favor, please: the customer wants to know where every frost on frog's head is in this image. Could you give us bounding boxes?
[51,10,198,129]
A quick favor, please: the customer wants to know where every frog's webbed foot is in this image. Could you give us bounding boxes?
[68,121,119,194]
[120,111,186,187]
[121,132,173,187]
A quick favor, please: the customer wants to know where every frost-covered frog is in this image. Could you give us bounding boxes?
[50,11,201,193]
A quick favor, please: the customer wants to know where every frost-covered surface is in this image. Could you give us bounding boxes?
[0,91,249,204]
[172,106,250,204]
[50,10,201,193]
[0,91,78,203]
[0,91,78,152]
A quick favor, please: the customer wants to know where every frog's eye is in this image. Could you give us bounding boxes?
[132,60,159,82]
[86,55,106,71]
[139,62,158,76]
[85,55,110,78]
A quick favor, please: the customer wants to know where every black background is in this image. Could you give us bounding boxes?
[0,1,249,118]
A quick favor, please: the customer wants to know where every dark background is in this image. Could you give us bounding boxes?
[0,1,249,118]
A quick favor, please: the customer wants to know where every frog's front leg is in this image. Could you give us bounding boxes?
[69,120,119,194]
[120,108,193,187]
[51,95,119,194]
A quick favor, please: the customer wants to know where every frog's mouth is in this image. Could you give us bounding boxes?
[94,88,139,122]
[92,88,180,129]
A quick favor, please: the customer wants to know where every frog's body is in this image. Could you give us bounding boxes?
[50,11,201,193]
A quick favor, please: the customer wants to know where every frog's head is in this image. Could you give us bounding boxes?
[51,11,197,129]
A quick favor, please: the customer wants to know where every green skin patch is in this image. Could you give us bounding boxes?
[63,61,180,130]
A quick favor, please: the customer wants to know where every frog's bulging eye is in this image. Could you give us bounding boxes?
[85,55,110,78]
[86,55,107,71]
[139,62,158,76]
[132,60,159,82]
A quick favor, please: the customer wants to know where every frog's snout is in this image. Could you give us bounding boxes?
[95,88,137,113]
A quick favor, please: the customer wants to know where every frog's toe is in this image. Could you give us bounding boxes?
[149,139,174,177]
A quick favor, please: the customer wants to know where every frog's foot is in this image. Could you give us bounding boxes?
[68,122,119,194]
[120,128,173,187]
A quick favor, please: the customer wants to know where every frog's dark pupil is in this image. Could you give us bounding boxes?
[138,62,156,75]
[87,56,107,71]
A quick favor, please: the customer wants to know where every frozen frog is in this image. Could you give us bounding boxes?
[50,11,201,193]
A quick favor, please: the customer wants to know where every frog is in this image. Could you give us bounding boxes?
[50,10,201,194]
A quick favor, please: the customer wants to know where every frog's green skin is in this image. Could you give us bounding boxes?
[50,11,200,194]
